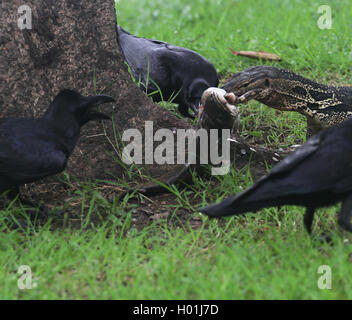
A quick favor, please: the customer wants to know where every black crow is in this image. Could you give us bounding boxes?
[200,118,352,234]
[0,89,114,213]
[117,26,219,118]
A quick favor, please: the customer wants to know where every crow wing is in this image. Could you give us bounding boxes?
[0,135,67,185]
[266,133,321,177]
[249,125,352,200]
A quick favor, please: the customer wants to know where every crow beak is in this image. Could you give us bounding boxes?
[199,196,237,217]
[86,111,111,120]
[80,94,115,121]
[199,203,222,217]
[190,102,200,114]
[80,95,116,108]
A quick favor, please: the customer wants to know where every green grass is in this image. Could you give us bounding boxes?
[1,202,352,299]
[117,0,352,146]
[1,0,352,299]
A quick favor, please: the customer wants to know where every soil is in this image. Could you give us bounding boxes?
[4,139,278,232]
[2,81,297,232]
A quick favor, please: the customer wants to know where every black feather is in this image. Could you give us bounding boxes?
[0,89,115,212]
[200,119,352,234]
[117,26,219,118]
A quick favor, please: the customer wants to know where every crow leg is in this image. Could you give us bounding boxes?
[178,103,195,119]
[338,194,352,233]
[7,186,20,199]
[21,199,63,219]
[303,207,315,234]
[7,186,59,219]
[19,199,51,217]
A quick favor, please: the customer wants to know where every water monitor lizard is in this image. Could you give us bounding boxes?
[222,66,352,137]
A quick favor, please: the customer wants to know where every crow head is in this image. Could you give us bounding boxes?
[45,89,115,126]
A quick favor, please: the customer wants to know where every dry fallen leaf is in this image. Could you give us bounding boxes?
[229,48,282,61]
[150,211,170,221]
